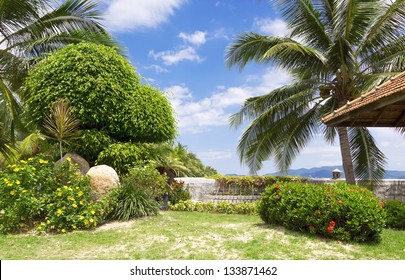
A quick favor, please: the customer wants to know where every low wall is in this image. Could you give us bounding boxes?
[177,177,405,203]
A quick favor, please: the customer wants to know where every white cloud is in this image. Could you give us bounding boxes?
[197,150,233,161]
[103,0,186,32]
[149,46,203,65]
[166,68,291,133]
[145,64,169,74]
[253,17,289,37]
[179,31,207,46]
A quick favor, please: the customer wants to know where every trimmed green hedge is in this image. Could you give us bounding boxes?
[258,182,385,243]
[169,200,258,215]
[384,200,405,230]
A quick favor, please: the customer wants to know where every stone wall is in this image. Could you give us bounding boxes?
[177,177,405,203]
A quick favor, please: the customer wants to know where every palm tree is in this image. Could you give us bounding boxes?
[226,0,404,184]
[0,0,118,155]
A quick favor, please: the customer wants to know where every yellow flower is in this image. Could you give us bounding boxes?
[20,160,27,164]
[10,190,16,196]
[49,203,54,207]
[90,210,95,215]
[61,229,66,233]
[66,157,71,162]
[13,168,20,172]
[79,216,84,220]
[63,186,68,189]
[28,157,33,161]
[57,192,62,197]
[57,209,63,215]
[15,180,20,185]
[31,167,36,171]
[67,196,74,201]
[72,225,77,229]
[68,187,72,191]
[46,220,51,225]
[39,159,48,164]
[89,218,94,223]
[72,203,77,208]
[22,190,27,193]
[93,222,97,227]
[78,191,83,197]
[7,183,13,187]
[57,188,61,191]
[79,200,84,205]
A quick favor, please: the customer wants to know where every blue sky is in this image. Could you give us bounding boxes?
[97,0,404,175]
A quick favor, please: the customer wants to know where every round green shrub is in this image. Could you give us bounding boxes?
[25,42,176,143]
[122,163,168,200]
[96,142,154,175]
[383,200,405,230]
[258,182,386,243]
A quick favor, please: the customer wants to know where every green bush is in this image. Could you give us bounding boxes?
[107,184,160,221]
[96,142,154,175]
[169,200,258,215]
[72,130,115,165]
[122,164,168,200]
[25,42,176,143]
[168,180,192,205]
[258,182,385,243]
[384,200,405,230]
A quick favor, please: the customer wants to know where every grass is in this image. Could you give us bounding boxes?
[0,211,404,260]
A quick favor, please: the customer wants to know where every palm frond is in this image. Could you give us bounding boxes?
[348,127,386,183]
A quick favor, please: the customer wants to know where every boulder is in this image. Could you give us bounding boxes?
[86,165,120,200]
[56,153,90,176]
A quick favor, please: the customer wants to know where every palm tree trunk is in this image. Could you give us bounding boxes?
[337,127,356,184]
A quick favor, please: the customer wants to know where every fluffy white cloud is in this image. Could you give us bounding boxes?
[149,46,203,65]
[165,68,291,133]
[103,0,186,32]
[253,17,289,37]
[144,64,169,74]
[179,31,207,46]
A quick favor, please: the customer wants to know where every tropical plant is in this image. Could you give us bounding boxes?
[43,99,80,159]
[226,0,404,184]
[25,42,176,143]
[0,0,117,149]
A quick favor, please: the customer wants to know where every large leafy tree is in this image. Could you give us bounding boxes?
[0,0,117,159]
[227,0,404,184]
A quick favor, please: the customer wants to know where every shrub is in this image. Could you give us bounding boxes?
[384,200,405,230]
[0,156,111,234]
[168,180,191,205]
[107,183,160,221]
[25,42,176,143]
[72,129,115,165]
[96,142,154,175]
[169,200,258,215]
[258,182,385,243]
[122,164,168,199]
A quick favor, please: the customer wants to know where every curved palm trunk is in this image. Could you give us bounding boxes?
[337,127,356,184]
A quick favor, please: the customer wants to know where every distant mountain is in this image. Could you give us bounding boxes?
[268,166,405,179]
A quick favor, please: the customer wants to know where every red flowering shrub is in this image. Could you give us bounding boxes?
[258,181,385,243]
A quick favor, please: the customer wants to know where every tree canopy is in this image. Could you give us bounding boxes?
[227,0,404,183]
[25,42,176,143]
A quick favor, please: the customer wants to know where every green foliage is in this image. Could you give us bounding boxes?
[97,142,154,175]
[107,184,160,221]
[213,175,307,195]
[384,200,405,230]
[0,156,106,233]
[169,200,258,215]
[72,129,114,165]
[258,182,386,243]
[122,164,168,199]
[25,42,176,143]
[168,180,192,205]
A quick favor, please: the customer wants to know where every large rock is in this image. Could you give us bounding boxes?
[56,153,90,176]
[86,165,120,200]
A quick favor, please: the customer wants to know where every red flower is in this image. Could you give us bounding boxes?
[327,226,334,233]
[379,201,385,207]
[275,185,280,189]
[338,200,343,204]
[329,221,336,227]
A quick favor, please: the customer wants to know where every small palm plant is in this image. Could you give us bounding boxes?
[43,99,80,159]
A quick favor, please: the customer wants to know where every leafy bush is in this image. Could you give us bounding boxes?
[72,130,115,165]
[122,164,168,199]
[384,200,405,230]
[168,180,191,205]
[169,200,258,215]
[25,42,176,143]
[258,182,385,243]
[0,156,111,234]
[97,142,154,175]
[107,184,160,221]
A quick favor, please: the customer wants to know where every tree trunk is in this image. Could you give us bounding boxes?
[337,127,356,184]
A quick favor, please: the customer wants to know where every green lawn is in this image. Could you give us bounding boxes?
[0,211,404,260]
